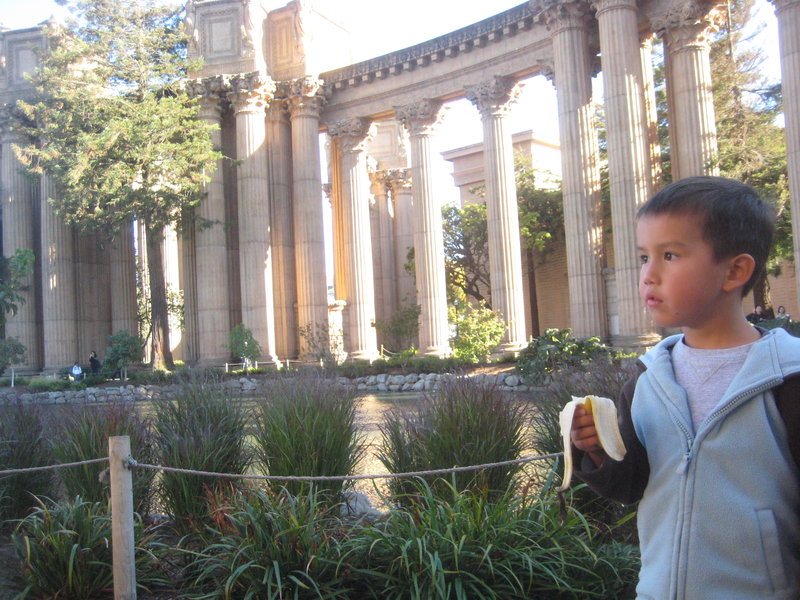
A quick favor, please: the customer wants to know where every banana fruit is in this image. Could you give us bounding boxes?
[557,395,626,491]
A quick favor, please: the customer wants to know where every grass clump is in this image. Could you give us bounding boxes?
[0,401,53,525]
[48,400,155,515]
[185,487,352,599]
[152,385,250,533]
[11,497,165,599]
[378,377,527,503]
[253,376,365,500]
[343,480,639,599]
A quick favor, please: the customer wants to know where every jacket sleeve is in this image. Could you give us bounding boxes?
[775,373,800,470]
[572,363,650,505]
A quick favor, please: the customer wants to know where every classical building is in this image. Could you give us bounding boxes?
[2,0,800,371]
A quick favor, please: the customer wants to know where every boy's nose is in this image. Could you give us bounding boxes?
[640,262,657,285]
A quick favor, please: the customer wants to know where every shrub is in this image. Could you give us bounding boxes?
[28,378,72,393]
[374,304,420,352]
[252,376,365,499]
[103,329,145,380]
[226,323,262,371]
[448,301,506,363]
[516,328,612,385]
[152,385,250,533]
[0,337,26,378]
[12,497,165,599]
[343,480,639,599]
[0,401,53,524]
[760,317,800,337]
[185,488,350,599]
[48,401,156,515]
[377,377,527,503]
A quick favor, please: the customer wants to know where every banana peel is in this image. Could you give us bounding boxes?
[557,395,626,491]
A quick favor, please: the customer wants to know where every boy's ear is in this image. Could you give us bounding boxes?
[722,253,756,292]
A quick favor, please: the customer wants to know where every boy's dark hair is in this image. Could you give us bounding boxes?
[637,176,775,296]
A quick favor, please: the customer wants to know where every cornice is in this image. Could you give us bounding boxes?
[319,2,536,92]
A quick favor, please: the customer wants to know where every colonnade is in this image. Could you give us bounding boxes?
[2,0,800,371]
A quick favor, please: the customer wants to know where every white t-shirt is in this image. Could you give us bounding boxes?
[671,337,755,431]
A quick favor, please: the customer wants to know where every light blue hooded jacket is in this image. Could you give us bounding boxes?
[578,327,800,600]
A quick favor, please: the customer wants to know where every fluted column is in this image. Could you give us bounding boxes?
[535,0,608,340]
[287,77,329,357]
[770,0,800,303]
[655,6,721,179]
[386,169,416,310]
[266,92,298,360]
[228,72,278,364]
[640,33,663,190]
[370,170,398,333]
[110,221,138,337]
[40,175,78,370]
[395,100,450,357]
[592,0,659,347]
[1,117,41,370]
[188,76,231,364]
[329,118,379,361]
[464,76,527,352]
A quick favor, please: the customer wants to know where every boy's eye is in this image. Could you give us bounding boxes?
[639,255,649,264]
[664,252,675,260]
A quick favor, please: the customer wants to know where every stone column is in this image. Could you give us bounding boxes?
[329,118,379,361]
[189,76,231,364]
[110,221,138,337]
[535,0,608,340]
[770,0,800,302]
[640,33,663,190]
[370,170,399,332]
[287,76,329,357]
[655,6,721,179]
[40,175,78,370]
[0,117,41,370]
[266,92,298,360]
[465,76,527,352]
[395,99,450,357]
[592,0,659,347]
[228,72,279,364]
[386,168,416,310]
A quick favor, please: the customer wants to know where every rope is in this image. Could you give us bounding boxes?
[0,457,108,476]
[129,452,563,482]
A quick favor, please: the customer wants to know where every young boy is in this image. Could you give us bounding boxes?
[568,176,800,600]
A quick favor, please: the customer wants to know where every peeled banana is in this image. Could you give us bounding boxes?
[557,395,626,491]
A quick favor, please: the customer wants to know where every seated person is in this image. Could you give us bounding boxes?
[745,305,766,323]
[776,305,791,320]
[70,361,83,381]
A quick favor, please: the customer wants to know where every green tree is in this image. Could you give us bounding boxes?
[442,202,490,305]
[104,330,145,380]
[0,337,26,378]
[14,0,220,370]
[0,248,35,326]
[710,0,789,308]
[227,324,262,371]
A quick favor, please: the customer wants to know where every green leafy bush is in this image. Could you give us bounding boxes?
[186,488,350,600]
[516,328,612,385]
[103,329,145,380]
[760,317,800,337]
[48,401,156,515]
[28,378,72,393]
[0,337,26,377]
[448,301,506,363]
[0,401,53,524]
[378,377,527,503]
[226,323,262,371]
[343,480,639,599]
[12,497,165,599]
[152,385,250,533]
[253,376,365,499]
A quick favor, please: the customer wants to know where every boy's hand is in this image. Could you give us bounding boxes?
[570,405,607,467]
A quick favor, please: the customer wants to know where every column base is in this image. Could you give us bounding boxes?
[347,349,380,362]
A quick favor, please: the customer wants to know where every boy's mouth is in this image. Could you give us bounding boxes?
[645,294,662,308]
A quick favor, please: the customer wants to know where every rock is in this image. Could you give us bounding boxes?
[412,379,426,392]
[404,374,418,384]
[504,375,520,387]
[341,490,384,521]
[376,373,388,384]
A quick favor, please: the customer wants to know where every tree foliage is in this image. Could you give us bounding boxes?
[104,329,145,380]
[13,0,220,370]
[0,248,35,326]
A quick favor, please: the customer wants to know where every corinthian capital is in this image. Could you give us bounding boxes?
[383,168,413,192]
[532,0,595,32]
[226,72,276,114]
[590,0,637,15]
[650,0,724,44]
[465,76,523,118]
[394,99,447,136]
[328,117,375,154]
[287,76,329,117]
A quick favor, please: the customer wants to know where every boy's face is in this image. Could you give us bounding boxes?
[636,212,732,330]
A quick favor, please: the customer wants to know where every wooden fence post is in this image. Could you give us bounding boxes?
[109,435,137,600]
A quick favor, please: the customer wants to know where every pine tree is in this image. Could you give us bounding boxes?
[14,0,220,369]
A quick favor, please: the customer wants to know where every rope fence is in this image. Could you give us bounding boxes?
[1,436,564,599]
